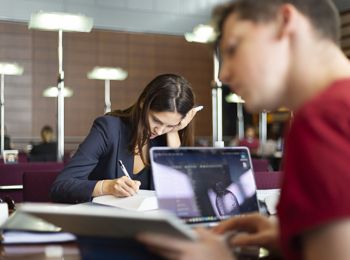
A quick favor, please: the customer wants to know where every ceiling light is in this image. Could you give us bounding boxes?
[225,93,245,103]
[29,11,93,32]
[0,63,24,75]
[87,67,128,81]
[185,24,216,43]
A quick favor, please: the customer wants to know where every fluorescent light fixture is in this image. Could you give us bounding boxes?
[87,67,128,81]
[43,86,74,98]
[0,63,24,75]
[277,107,289,112]
[29,11,93,32]
[185,24,216,43]
[225,93,245,103]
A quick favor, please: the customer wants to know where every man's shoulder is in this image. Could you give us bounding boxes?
[298,79,350,119]
[322,78,350,103]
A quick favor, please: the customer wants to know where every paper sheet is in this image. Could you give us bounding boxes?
[257,189,280,215]
[92,190,158,211]
[1,231,76,244]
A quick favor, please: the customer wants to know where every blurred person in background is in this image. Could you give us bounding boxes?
[29,125,57,162]
[238,125,260,155]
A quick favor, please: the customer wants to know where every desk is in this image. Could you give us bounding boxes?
[1,232,275,259]
[0,242,79,260]
[0,239,169,260]
[0,240,276,260]
[2,203,276,260]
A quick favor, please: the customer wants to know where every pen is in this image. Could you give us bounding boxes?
[118,160,131,179]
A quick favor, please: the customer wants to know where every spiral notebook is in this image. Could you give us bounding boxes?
[150,147,260,226]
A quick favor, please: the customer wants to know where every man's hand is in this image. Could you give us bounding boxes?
[137,227,236,260]
[214,213,281,256]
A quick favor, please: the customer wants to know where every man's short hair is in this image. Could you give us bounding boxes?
[213,0,340,44]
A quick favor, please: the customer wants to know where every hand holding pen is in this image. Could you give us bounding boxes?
[100,160,140,197]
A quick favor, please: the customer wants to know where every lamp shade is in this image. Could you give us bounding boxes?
[87,67,128,81]
[225,93,245,103]
[29,11,93,32]
[185,24,216,43]
[0,63,24,75]
[43,86,74,97]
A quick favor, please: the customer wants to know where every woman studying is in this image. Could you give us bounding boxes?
[51,74,200,204]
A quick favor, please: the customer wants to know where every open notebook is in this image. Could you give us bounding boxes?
[92,190,158,211]
[2,203,196,240]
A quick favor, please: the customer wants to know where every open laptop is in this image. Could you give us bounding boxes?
[150,147,260,226]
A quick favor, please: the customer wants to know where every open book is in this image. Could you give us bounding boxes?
[257,189,281,215]
[3,203,197,240]
[92,190,158,211]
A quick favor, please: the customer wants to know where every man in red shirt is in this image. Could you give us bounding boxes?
[138,0,350,259]
[238,126,260,155]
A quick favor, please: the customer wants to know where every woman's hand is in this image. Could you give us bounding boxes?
[137,227,236,260]
[103,176,141,197]
[166,106,202,147]
[213,213,281,256]
[171,106,202,132]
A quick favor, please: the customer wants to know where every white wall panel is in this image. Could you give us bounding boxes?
[127,0,154,11]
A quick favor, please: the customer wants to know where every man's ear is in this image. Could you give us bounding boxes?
[276,4,298,40]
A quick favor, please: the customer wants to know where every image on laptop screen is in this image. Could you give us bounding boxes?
[150,147,259,225]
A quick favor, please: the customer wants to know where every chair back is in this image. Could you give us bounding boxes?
[23,171,60,202]
[252,159,270,172]
[254,171,283,189]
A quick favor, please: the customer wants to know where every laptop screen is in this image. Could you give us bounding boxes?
[150,147,259,225]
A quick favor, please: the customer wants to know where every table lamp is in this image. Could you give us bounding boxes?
[43,86,74,98]
[29,11,93,161]
[87,67,128,113]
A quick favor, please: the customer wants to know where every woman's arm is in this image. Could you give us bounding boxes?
[166,106,202,147]
[166,131,181,148]
[50,117,112,203]
[51,116,141,203]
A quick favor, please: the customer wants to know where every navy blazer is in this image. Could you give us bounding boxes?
[50,115,166,203]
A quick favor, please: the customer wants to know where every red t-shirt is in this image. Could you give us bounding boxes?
[277,79,350,260]
[238,138,260,154]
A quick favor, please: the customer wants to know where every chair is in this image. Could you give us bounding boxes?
[253,171,283,189]
[0,162,64,202]
[18,151,28,163]
[22,171,60,202]
[252,158,270,172]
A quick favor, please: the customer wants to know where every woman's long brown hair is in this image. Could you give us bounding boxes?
[107,74,195,165]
